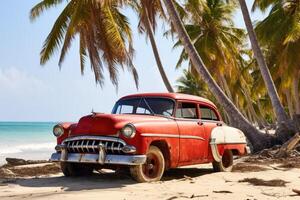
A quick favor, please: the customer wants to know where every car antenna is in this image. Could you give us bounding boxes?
[91,108,104,115]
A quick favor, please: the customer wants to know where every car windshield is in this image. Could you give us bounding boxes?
[112,97,175,117]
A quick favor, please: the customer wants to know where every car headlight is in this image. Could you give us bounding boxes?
[53,124,64,137]
[121,124,136,138]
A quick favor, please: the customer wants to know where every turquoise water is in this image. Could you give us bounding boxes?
[0,122,57,165]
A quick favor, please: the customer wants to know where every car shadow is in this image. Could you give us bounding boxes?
[163,167,214,181]
[15,167,213,191]
[16,171,134,191]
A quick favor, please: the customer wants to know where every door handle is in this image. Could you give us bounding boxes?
[197,121,204,126]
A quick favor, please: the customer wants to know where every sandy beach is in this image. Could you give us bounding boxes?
[1,156,300,200]
[2,0,300,199]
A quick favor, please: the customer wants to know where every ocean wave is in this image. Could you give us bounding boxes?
[0,142,56,155]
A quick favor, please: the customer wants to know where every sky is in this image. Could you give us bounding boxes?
[0,0,266,122]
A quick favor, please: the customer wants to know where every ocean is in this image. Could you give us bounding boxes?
[0,122,57,165]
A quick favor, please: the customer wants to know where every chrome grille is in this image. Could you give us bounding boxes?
[63,137,125,154]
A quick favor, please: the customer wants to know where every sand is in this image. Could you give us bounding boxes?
[0,161,300,200]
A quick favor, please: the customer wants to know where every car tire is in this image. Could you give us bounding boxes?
[60,162,94,176]
[212,149,233,172]
[130,146,165,182]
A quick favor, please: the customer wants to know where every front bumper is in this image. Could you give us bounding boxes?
[50,153,146,165]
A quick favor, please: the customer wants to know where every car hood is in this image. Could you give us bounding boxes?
[70,113,168,136]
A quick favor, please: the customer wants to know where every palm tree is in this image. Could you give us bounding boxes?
[253,0,300,130]
[134,0,174,92]
[177,69,233,123]
[237,0,291,128]
[177,69,211,97]
[162,0,274,151]
[30,0,138,87]
[172,0,250,116]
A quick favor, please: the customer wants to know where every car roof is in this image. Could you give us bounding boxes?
[120,93,216,107]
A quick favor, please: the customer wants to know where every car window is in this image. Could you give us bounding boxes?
[200,106,218,121]
[163,108,173,117]
[118,105,134,114]
[176,102,198,119]
[112,97,174,117]
[136,107,151,114]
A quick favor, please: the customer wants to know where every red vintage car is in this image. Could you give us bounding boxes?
[50,93,249,182]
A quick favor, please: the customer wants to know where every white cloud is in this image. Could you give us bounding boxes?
[0,67,50,94]
[0,67,57,121]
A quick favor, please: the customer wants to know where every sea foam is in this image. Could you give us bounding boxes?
[0,142,55,155]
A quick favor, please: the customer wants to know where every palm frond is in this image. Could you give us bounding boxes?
[30,0,64,21]
[40,1,75,65]
[31,0,138,88]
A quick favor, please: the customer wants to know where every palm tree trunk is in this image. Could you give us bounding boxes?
[256,98,271,126]
[284,89,294,118]
[238,0,289,125]
[219,74,233,101]
[246,108,254,124]
[143,6,174,93]
[162,0,274,152]
[245,90,264,128]
[292,72,300,114]
[292,71,300,131]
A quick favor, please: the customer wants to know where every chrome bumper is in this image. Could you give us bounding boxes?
[50,153,146,165]
[245,146,251,154]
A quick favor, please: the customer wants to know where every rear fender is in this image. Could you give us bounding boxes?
[210,126,247,162]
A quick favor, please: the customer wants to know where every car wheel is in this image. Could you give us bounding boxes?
[212,149,233,172]
[130,146,165,182]
[60,162,94,176]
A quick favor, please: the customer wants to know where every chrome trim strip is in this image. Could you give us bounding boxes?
[246,146,251,154]
[62,135,126,145]
[71,141,75,152]
[201,119,224,123]
[118,143,121,154]
[121,145,137,153]
[92,140,95,152]
[63,136,127,154]
[111,142,114,154]
[174,118,200,122]
[85,141,89,153]
[64,144,125,151]
[180,135,205,140]
[141,133,178,138]
[50,153,146,165]
[210,138,221,162]
[140,133,205,141]
[80,140,84,152]
[211,142,247,145]
[105,142,108,151]
[76,141,80,152]
[55,142,136,153]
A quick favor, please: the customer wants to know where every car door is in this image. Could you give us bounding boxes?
[199,104,222,159]
[176,101,206,165]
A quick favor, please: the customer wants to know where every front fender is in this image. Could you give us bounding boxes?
[57,123,77,144]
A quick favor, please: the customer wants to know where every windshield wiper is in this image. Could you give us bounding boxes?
[142,98,174,120]
[142,98,155,115]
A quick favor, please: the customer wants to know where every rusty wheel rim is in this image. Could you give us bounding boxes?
[142,153,160,179]
[222,150,232,168]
